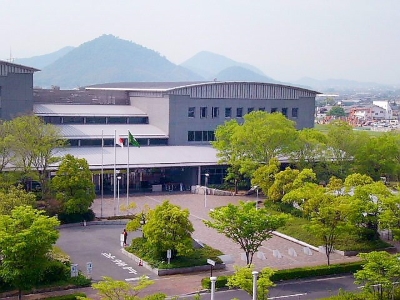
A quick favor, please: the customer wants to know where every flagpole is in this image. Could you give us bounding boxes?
[101,129,104,218]
[114,129,117,216]
[127,130,130,207]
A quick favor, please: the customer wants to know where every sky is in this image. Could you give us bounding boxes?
[1,0,399,85]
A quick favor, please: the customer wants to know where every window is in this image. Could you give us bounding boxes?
[271,108,278,113]
[187,131,216,142]
[225,107,232,118]
[259,107,265,111]
[188,107,195,118]
[212,107,219,118]
[236,107,243,117]
[282,108,288,117]
[63,116,84,124]
[200,107,207,118]
[188,131,194,141]
[247,107,254,114]
[292,108,298,118]
[195,131,203,141]
[86,117,106,124]
[108,117,128,124]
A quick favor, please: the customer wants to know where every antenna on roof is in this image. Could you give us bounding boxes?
[7,47,15,63]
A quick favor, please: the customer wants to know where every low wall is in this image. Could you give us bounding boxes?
[121,248,225,276]
[191,185,234,196]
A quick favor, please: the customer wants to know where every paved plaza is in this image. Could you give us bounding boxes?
[92,191,360,272]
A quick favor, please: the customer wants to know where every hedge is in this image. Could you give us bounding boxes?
[201,261,364,289]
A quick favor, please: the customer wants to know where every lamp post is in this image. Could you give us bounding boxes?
[210,276,217,300]
[204,173,209,207]
[253,186,259,210]
[117,175,121,215]
[252,271,259,300]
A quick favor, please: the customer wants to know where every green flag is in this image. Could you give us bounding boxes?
[128,131,140,147]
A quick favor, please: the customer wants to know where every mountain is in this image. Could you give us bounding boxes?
[33,35,204,88]
[294,77,395,92]
[15,46,74,69]
[215,66,280,83]
[181,51,267,80]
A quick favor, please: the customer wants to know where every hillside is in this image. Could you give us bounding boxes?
[181,51,267,80]
[215,66,279,83]
[33,35,203,88]
[15,46,74,70]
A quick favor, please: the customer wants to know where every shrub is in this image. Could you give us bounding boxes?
[39,260,70,284]
[201,276,229,289]
[42,292,87,300]
[58,209,95,224]
[201,262,364,289]
[68,274,92,287]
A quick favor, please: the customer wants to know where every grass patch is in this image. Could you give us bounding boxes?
[127,237,223,269]
[267,202,391,252]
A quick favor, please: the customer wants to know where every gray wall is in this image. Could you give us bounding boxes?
[0,73,34,120]
[129,95,170,135]
[168,95,316,146]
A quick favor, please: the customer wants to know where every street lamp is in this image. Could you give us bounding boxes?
[204,173,209,208]
[117,175,122,215]
[254,186,259,210]
[252,271,259,300]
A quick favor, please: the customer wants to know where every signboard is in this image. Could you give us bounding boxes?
[167,249,172,264]
[86,262,93,274]
[207,259,216,266]
[71,264,78,277]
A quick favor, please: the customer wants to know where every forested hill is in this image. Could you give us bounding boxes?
[33,34,204,89]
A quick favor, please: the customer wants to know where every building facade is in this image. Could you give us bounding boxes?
[0,60,39,120]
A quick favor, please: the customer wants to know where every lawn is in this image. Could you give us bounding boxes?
[269,204,391,252]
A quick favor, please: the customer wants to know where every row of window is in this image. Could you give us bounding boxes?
[42,116,149,125]
[188,107,299,118]
[67,138,168,147]
[187,131,215,142]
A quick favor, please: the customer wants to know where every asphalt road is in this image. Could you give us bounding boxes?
[56,224,155,282]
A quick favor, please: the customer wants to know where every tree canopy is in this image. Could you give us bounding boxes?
[0,206,59,299]
[51,154,96,214]
[204,201,287,265]
[143,201,194,259]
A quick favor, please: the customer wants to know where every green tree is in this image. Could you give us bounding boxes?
[8,115,66,198]
[344,175,390,240]
[352,133,400,181]
[0,120,14,172]
[227,264,275,300]
[378,194,400,241]
[305,195,353,265]
[290,128,328,171]
[0,185,36,215]
[143,201,194,259]
[268,167,316,202]
[251,158,280,199]
[213,111,298,180]
[51,154,95,214]
[326,120,359,178]
[354,251,400,300]
[0,205,59,300]
[327,106,346,117]
[81,276,166,300]
[204,201,287,265]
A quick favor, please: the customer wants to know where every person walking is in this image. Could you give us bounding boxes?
[123,229,128,246]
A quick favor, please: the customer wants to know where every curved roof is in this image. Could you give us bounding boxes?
[86,81,320,100]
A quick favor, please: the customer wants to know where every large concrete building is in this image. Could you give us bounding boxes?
[0,60,39,120]
[2,61,320,193]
